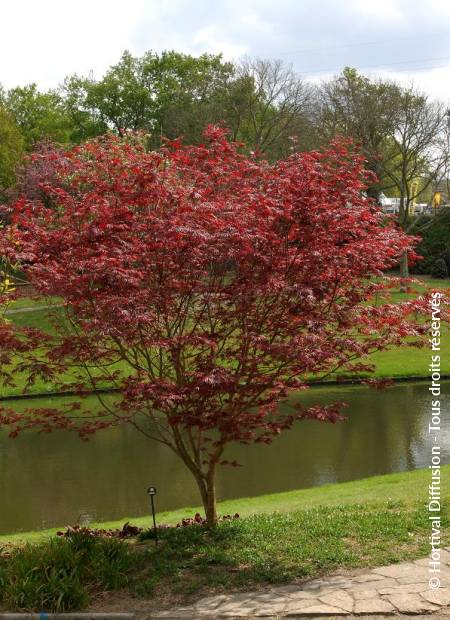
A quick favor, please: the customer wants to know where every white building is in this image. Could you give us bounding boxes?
[379,193,400,214]
[379,194,431,216]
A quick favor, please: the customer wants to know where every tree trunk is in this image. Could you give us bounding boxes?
[398,189,409,293]
[193,470,218,525]
[205,475,218,525]
[399,250,409,293]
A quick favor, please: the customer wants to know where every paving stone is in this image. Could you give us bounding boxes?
[383,592,439,613]
[414,549,450,567]
[292,603,349,615]
[414,557,435,566]
[274,585,308,595]
[287,590,323,601]
[319,589,354,612]
[216,601,257,611]
[212,600,257,615]
[352,573,386,583]
[213,612,257,618]
[352,589,382,600]
[320,576,356,588]
[195,594,228,610]
[439,549,450,563]
[421,587,450,606]
[283,597,321,612]
[378,582,430,594]
[347,577,398,591]
[397,573,450,585]
[353,598,395,614]
[254,592,290,602]
[156,552,450,618]
[251,603,288,616]
[151,610,196,618]
[301,580,328,591]
[373,562,428,580]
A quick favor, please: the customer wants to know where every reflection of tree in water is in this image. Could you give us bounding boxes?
[0,382,449,534]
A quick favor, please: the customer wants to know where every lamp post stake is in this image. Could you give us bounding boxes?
[147,486,158,543]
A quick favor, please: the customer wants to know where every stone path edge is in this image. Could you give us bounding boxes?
[148,548,450,618]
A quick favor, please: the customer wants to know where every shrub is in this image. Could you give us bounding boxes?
[431,258,449,278]
[411,208,450,274]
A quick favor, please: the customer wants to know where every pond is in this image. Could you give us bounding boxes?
[0,380,449,535]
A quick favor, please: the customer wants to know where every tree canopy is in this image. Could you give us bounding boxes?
[0,128,427,523]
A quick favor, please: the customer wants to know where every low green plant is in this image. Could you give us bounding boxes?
[0,540,88,611]
[92,537,132,589]
[0,534,132,611]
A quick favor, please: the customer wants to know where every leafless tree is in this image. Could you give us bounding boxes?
[380,86,450,282]
[231,58,315,158]
[315,68,401,200]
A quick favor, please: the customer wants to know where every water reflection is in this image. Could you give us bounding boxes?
[0,381,448,534]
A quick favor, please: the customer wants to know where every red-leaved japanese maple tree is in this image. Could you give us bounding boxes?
[0,127,426,523]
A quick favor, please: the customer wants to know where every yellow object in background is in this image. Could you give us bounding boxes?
[432,192,441,210]
[408,180,419,215]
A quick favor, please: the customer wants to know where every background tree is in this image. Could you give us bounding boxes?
[411,207,450,276]
[316,68,401,200]
[63,50,236,146]
[3,84,74,148]
[147,51,235,147]
[380,86,449,281]
[0,129,426,524]
[3,140,73,206]
[0,107,24,196]
[317,69,450,283]
[233,58,315,159]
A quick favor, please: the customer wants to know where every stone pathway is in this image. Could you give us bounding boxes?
[152,547,450,618]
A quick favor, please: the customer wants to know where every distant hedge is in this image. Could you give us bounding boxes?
[411,207,450,277]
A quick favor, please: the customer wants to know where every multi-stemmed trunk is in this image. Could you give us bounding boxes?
[172,426,221,525]
[193,467,218,525]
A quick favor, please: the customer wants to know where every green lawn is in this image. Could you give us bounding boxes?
[368,277,449,378]
[1,467,448,611]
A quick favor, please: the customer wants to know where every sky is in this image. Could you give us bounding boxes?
[2,0,450,100]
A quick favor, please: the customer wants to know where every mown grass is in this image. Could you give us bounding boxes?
[130,501,448,599]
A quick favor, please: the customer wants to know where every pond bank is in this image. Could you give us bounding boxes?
[2,465,449,544]
[1,373,449,402]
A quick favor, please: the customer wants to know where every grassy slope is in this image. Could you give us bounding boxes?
[368,325,449,378]
[368,277,450,378]
[2,464,449,544]
[2,276,448,397]
[2,466,448,611]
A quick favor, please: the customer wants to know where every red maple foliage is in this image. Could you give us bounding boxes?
[0,127,428,523]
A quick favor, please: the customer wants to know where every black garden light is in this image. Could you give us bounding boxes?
[147,485,158,543]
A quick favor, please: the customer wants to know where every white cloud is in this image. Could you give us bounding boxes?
[1,0,145,89]
[1,0,450,103]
